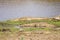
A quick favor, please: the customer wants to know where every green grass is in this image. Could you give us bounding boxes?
[22,28,52,31]
[21,37,24,40]
[0,18,60,32]
[0,26,20,33]
[45,19,60,27]
[4,19,60,27]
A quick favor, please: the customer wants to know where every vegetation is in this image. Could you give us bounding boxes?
[0,18,60,33]
[2,18,60,26]
[22,28,52,31]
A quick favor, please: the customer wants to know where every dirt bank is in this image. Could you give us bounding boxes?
[0,30,60,40]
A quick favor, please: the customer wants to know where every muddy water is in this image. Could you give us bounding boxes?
[0,0,60,20]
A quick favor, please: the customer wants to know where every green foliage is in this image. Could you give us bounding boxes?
[21,37,24,40]
[22,28,51,31]
[0,18,60,28]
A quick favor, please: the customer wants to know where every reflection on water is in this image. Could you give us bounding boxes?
[0,0,60,20]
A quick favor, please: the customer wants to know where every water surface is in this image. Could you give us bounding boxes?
[0,0,60,20]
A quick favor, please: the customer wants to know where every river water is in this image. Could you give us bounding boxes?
[0,0,60,20]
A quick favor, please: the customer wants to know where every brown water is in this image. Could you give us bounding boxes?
[0,0,60,20]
